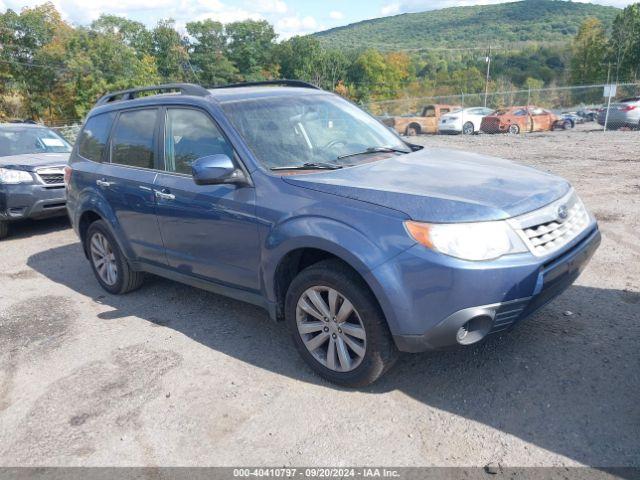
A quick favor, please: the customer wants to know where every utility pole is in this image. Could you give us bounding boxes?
[484,45,491,108]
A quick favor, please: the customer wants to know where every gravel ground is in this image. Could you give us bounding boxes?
[0,125,638,469]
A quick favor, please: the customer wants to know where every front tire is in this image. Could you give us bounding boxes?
[508,123,520,134]
[285,259,398,387]
[85,220,145,294]
[0,221,8,240]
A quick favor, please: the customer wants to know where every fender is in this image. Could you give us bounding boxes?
[261,215,410,331]
[74,186,135,261]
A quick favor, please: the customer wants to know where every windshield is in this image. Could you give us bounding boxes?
[0,126,72,157]
[221,93,408,170]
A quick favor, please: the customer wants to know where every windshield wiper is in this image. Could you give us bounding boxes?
[271,162,343,171]
[337,146,410,160]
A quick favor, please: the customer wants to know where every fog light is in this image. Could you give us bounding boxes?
[456,314,494,345]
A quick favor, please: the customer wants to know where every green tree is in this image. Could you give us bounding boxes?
[225,20,277,80]
[570,17,607,84]
[186,19,238,86]
[90,15,153,58]
[275,36,349,90]
[609,3,640,81]
[152,19,189,81]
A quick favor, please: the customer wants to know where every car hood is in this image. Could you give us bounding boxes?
[0,153,69,171]
[282,148,570,222]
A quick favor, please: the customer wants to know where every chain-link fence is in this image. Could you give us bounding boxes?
[368,82,640,136]
[49,123,82,144]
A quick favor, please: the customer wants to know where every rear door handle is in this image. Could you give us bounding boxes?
[155,189,175,201]
[96,179,113,188]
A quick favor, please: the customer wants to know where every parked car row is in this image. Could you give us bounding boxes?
[0,81,602,387]
[381,99,640,136]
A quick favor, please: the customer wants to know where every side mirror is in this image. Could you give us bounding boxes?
[191,154,247,186]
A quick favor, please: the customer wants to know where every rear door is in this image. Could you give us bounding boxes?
[153,107,260,290]
[101,108,166,265]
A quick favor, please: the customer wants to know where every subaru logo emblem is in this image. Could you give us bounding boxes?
[557,205,568,220]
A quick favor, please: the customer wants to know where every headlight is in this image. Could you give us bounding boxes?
[0,167,33,184]
[405,220,527,261]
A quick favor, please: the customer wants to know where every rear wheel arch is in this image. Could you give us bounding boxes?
[405,123,421,136]
[79,210,103,251]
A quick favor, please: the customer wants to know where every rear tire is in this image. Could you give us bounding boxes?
[0,221,8,240]
[85,220,145,294]
[462,121,474,135]
[405,125,419,136]
[508,123,520,134]
[285,259,398,387]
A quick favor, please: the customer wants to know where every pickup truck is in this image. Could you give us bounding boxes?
[382,104,461,136]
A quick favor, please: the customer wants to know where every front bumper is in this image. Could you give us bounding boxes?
[0,183,67,221]
[366,225,600,353]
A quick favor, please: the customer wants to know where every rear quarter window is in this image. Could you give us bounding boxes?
[78,112,115,162]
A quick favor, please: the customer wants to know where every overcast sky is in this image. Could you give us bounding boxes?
[0,0,635,39]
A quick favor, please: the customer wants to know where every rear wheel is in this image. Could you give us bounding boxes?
[405,125,419,136]
[285,259,398,387]
[0,221,8,240]
[86,220,145,294]
[462,121,474,135]
[508,123,520,134]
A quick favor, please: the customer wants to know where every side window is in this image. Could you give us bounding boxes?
[423,106,436,117]
[111,109,158,169]
[78,113,115,162]
[164,108,234,175]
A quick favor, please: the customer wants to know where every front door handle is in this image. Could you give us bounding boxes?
[96,179,113,188]
[155,189,175,201]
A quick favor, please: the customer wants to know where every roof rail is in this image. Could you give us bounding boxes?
[211,79,321,90]
[95,83,210,106]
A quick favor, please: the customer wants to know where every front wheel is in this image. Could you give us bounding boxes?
[508,123,520,134]
[86,220,145,294]
[285,259,398,387]
[0,221,8,240]
[462,121,474,135]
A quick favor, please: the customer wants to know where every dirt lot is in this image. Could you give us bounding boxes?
[0,126,638,468]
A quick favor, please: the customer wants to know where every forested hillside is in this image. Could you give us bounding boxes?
[314,0,620,51]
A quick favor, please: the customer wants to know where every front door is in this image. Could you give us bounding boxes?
[101,108,166,265]
[153,107,260,291]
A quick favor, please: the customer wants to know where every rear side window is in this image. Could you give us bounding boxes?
[111,109,158,169]
[78,113,115,162]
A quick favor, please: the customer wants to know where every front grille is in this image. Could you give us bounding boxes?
[36,167,65,185]
[39,173,64,184]
[508,190,591,258]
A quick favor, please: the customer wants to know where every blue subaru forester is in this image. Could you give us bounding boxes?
[65,82,601,386]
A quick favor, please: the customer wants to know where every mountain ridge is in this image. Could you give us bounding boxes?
[313,0,620,51]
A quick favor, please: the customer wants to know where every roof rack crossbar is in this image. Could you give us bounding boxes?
[211,79,321,90]
[96,83,210,106]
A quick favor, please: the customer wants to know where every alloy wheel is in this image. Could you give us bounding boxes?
[296,286,367,373]
[90,232,118,286]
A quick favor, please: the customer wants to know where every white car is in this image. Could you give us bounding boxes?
[438,107,495,135]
